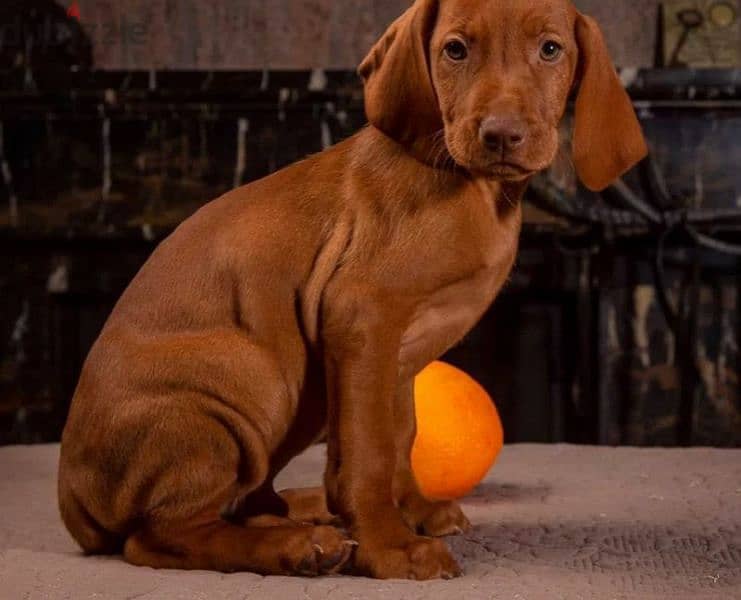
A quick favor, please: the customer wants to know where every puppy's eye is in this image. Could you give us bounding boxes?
[444,40,468,61]
[540,40,563,62]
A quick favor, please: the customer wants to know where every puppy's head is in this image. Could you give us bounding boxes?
[359,0,647,191]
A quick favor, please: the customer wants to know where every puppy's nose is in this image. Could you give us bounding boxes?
[479,116,527,153]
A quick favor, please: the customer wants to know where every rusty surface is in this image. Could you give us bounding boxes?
[77,0,663,70]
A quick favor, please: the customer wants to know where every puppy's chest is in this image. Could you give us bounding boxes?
[398,216,519,376]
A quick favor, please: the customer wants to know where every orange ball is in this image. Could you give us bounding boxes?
[411,361,503,500]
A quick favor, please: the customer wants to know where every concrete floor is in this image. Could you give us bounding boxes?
[1,443,740,599]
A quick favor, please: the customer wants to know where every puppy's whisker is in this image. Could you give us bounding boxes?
[501,186,516,208]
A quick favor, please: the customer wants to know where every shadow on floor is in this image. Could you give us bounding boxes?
[466,481,552,504]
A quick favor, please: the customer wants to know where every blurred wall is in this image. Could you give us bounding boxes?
[79,0,660,70]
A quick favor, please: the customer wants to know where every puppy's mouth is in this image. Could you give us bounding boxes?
[487,162,533,180]
[453,158,535,182]
[445,133,540,180]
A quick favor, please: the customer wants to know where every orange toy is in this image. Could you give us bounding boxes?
[411,361,503,500]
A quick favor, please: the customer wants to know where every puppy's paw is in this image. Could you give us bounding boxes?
[288,526,357,576]
[354,535,461,580]
[401,498,472,537]
[417,501,471,537]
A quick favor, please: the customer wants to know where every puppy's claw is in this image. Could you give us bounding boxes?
[319,539,356,574]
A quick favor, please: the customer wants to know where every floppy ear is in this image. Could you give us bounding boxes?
[573,14,648,191]
[358,0,442,157]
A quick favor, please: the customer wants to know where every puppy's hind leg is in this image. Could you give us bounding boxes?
[121,411,354,575]
[124,519,355,575]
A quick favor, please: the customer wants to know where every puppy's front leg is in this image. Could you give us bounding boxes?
[393,380,471,537]
[322,291,460,580]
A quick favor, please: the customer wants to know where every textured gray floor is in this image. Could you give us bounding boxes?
[1,443,740,599]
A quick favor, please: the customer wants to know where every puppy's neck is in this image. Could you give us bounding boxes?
[352,126,467,197]
[352,126,529,211]
[473,178,527,221]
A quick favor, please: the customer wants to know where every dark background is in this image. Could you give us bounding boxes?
[1,1,740,447]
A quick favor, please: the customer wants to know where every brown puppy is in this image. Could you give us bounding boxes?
[58,0,646,580]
